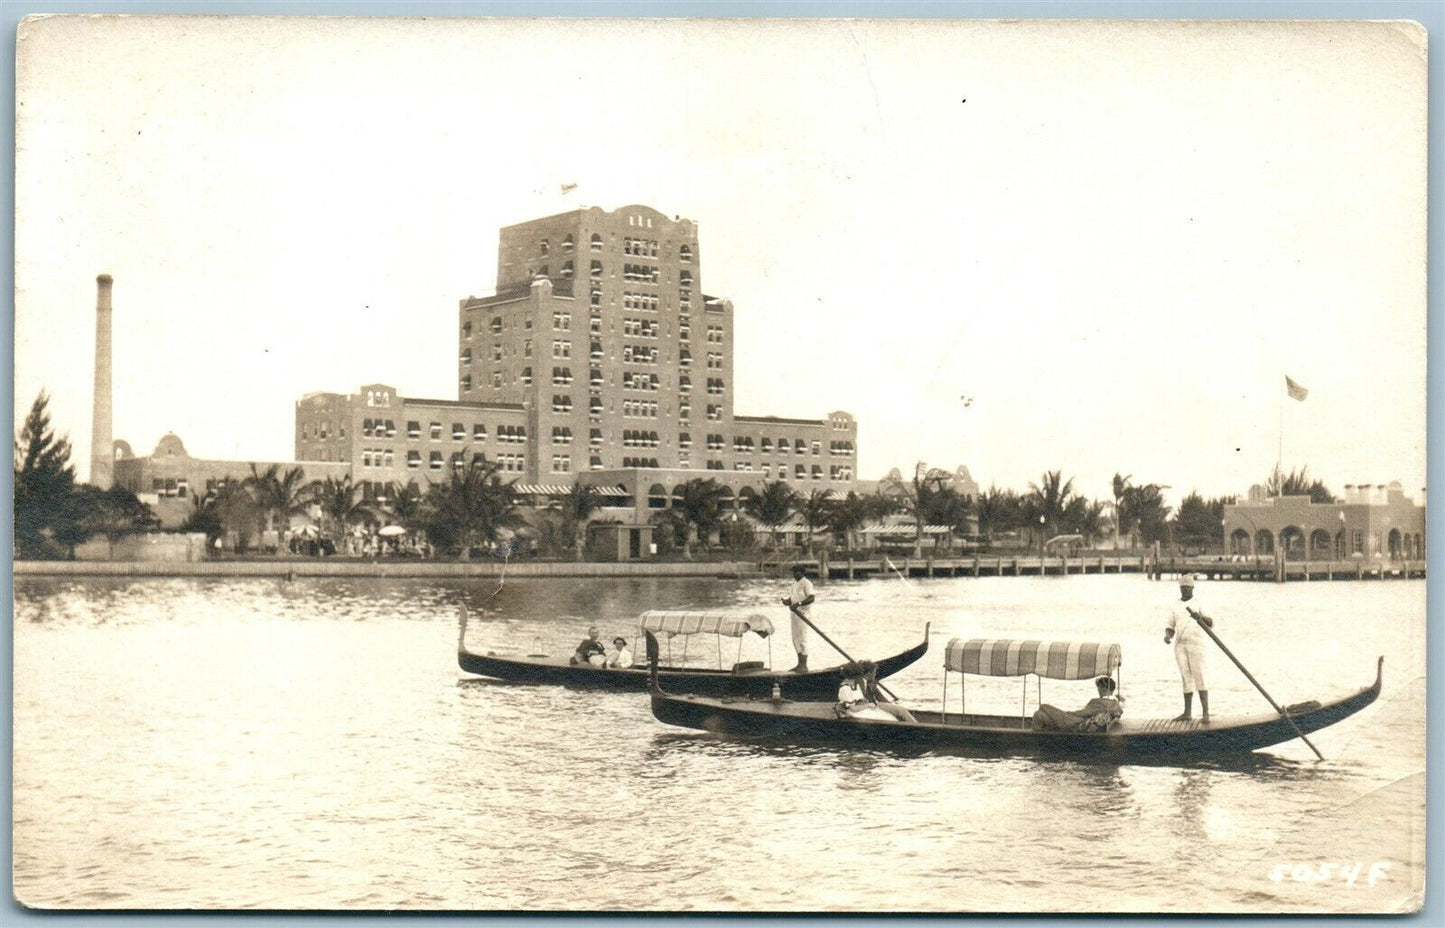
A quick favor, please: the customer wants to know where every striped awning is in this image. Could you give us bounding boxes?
[512,484,573,495]
[858,522,952,536]
[945,638,1121,680]
[639,611,776,639]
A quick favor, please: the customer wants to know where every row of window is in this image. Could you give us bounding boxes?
[623,345,658,364]
[622,372,661,391]
[622,430,660,447]
[623,400,659,418]
[623,318,660,338]
[707,378,726,395]
[623,237,659,257]
[706,325,724,344]
[623,263,660,283]
[360,448,395,468]
[623,293,661,311]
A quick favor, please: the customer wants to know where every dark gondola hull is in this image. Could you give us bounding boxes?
[650,657,1384,761]
[458,627,929,701]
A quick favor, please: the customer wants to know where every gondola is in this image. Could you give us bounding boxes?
[647,633,1383,761]
[457,607,929,700]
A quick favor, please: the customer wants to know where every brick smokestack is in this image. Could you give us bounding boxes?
[90,273,114,489]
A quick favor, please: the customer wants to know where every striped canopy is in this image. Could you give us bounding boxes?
[639,611,776,639]
[945,638,1121,680]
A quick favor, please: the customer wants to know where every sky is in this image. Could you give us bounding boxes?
[13,16,1429,508]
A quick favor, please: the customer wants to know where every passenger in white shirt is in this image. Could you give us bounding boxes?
[608,637,633,669]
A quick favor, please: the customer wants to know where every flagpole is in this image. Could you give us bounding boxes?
[1277,376,1284,480]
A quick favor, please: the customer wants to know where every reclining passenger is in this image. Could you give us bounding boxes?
[1031,676,1123,732]
[835,660,917,723]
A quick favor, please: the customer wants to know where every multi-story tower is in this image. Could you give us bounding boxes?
[458,204,730,480]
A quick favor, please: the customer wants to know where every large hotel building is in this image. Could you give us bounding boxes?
[293,204,858,510]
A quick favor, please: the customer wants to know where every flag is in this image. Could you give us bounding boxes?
[1285,376,1308,402]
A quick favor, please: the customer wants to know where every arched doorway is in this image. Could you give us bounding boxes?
[1230,529,1251,556]
[1387,529,1402,560]
[647,483,667,510]
[737,485,757,515]
[1254,529,1275,556]
[1334,530,1347,560]
[1278,526,1305,560]
[1309,529,1332,561]
[671,486,686,509]
[718,486,736,513]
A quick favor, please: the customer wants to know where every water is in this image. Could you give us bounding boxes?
[12,573,1426,912]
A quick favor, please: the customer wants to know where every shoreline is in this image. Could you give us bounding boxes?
[12,559,765,579]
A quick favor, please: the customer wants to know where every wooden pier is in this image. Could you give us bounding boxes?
[763,553,1426,583]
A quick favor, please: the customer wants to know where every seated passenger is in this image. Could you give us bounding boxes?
[608,637,633,669]
[1031,676,1123,732]
[835,660,917,723]
[570,626,608,667]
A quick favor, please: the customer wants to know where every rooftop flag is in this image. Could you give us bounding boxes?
[1286,375,1309,402]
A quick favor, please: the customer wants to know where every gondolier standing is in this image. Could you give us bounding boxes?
[1164,574,1213,723]
[781,565,815,672]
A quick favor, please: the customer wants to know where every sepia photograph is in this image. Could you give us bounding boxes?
[11,12,1431,914]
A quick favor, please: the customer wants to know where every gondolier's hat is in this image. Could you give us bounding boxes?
[1178,573,1195,588]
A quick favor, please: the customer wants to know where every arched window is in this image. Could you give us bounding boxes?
[562,234,575,252]
[560,260,574,279]
[590,260,603,278]
[590,234,603,251]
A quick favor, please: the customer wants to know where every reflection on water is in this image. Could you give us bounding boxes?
[12,574,1425,912]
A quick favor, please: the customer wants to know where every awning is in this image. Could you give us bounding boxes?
[512,484,573,495]
[944,638,1121,680]
[639,611,776,639]
[858,522,953,536]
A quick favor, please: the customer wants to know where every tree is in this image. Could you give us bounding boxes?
[744,480,796,551]
[671,478,730,559]
[247,463,312,550]
[882,462,950,556]
[1115,480,1170,549]
[1111,473,1133,549]
[559,482,606,561]
[381,480,427,531]
[56,485,158,556]
[825,491,869,554]
[1172,491,1220,553]
[311,474,376,544]
[1025,470,1077,550]
[14,391,77,559]
[796,488,833,555]
[974,485,1020,546]
[422,458,525,559]
[925,485,975,548]
[1266,465,1335,503]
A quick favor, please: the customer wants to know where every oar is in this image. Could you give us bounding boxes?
[1187,607,1324,761]
[787,604,899,701]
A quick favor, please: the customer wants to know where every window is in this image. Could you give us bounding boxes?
[707,378,725,395]
[539,238,549,256]
[553,340,571,359]
[553,312,571,331]
[707,352,723,370]
[796,464,807,479]
[562,234,574,253]
[812,441,822,456]
[590,260,603,278]
[459,375,471,392]
[706,325,723,344]
[551,455,571,473]
[521,367,532,385]
[524,339,533,358]
[552,427,573,444]
[706,404,721,421]
[707,434,724,451]
[761,438,773,453]
[552,395,573,413]
[490,317,502,334]
[679,243,693,262]
[795,439,807,454]
[492,344,503,362]
[589,428,603,446]
[679,375,692,392]
[453,423,465,441]
[429,422,442,440]
[590,455,604,470]
[590,317,602,335]
[407,450,421,468]
[552,366,574,385]
[680,270,693,287]
[452,452,465,470]
[560,260,574,279]
[385,420,395,438]
[679,433,692,449]
[473,424,487,440]
[407,421,420,439]
[812,465,824,480]
[462,321,472,339]
[678,403,690,420]
[590,233,603,251]
[591,287,602,307]
[491,372,503,388]
[430,451,443,470]
[589,367,603,386]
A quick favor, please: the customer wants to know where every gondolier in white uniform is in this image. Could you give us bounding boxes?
[1164,574,1213,723]
[781,565,815,672]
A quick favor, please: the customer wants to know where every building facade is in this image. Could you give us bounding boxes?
[112,433,350,529]
[299,204,859,496]
[1222,482,1425,560]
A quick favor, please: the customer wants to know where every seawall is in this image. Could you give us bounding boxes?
[12,559,762,579]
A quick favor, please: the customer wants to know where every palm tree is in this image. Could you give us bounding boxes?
[1265,465,1336,503]
[311,474,376,545]
[559,483,606,561]
[247,463,311,551]
[796,488,833,555]
[926,485,975,551]
[744,480,796,551]
[884,462,950,557]
[380,480,427,531]
[825,491,869,554]
[1026,470,1077,551]
[1111,473,1132,550]
[974,485,1019,547]
[1119,482,1171,548]
[671,477,730,560]
[422,458,526,559]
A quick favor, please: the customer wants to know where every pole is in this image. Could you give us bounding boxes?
[1188,608,1324,760]
[788,603,898,701]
